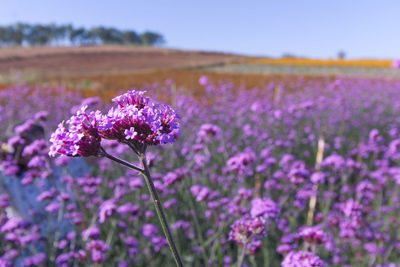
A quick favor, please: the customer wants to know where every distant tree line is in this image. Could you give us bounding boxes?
[0,23,165,47]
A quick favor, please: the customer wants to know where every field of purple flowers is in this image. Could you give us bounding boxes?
[0,76,400,267]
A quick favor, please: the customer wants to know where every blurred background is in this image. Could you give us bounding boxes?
[0,0,399,96]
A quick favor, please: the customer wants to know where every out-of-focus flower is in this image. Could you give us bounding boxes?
[229,217,267,255]
[226,150,255,175]
[82,226,101,240]
[281,250,325,267]
[391,59,400,69]
[98,199,116,223]
[250,198,280,219]
[197,123,221,142]
[142,224,158,238]
[297,226,327,245]
[45,202,61,213]
[87,240,109,263]
[198,75,209,86]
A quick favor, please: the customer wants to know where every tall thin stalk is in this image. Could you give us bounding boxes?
[139,154,184,267]
[306,137,325,225]
[237,244,247,267]
[103,148,184,267]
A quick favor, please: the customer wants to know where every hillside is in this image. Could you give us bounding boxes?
[0,45,247,77]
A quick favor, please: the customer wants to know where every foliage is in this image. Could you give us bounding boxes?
[0,23,164,47]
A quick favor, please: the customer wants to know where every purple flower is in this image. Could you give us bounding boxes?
[55,253,70,265]
[15,119,35,135]
[322,154,345,170]
[87,240,109,263]
[58,239,68,249]
[281,250,325,267]
[171,220,191,230]
[364,242,378,256]
[341,198,362,218]
[34,110,49,121]
[7,135,25,150]
[82,226,101,240]
[310,172,325,184]
[297,226,327,245]
[1,218,23,232]
[22,139,47,156]
[226,150,255,175]
[22,253,46,266]
[49,106,101,157]
[142,224,158,237]
[392,59,400,69]
[45,202,61,213]
[27,155,46,168]
[124,127,137,140]
[250,198,280,219]
[124,236,138,247]
[118,261,130,267]
[288,167,309,185]
[229,217,267,255]
[198,75,209,86]
[75,250,87,261]
[190,185,211,202]
[164,198,177,209]
[116,203,140,215]
[98,199,116,223]
[0,194,10,208]
[97,90,180,146]
[277,244,293,254]
[197,123,221,142]
[163,168,186,187]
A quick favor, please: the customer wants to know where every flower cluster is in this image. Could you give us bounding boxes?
[49,106,101,157]
[49,90,180,158]
[250,198,280,219]
[297,226,327,245]
[97,90,179,146]
[229,217,267,254]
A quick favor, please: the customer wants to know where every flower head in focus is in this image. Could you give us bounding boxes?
[48,90,180,158]
[98,90,180,147]
[48,106,101,157]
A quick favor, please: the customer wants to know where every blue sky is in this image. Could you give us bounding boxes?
[1,0,399,59]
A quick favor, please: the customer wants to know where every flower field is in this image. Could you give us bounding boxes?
[0,74,400,267]
[247,58,393,68]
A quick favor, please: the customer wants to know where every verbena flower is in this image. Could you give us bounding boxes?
[97,90,179,146]
[281,250,325,267]
[297,226,327,245]
[82,226,101,240]
[229,217,267,255]
[49,90,180,158]
[49,106,101,157]
[250,198,280,219]
[87,240,109,263]
[226,150,255,176]
[98,199,116,224]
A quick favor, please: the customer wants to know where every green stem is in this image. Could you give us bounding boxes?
[139,154,184,267]
[237,244,246,267]
[188,190,210,267]
[101,147,143,173]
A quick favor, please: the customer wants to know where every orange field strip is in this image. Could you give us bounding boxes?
[247,58,393,68]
